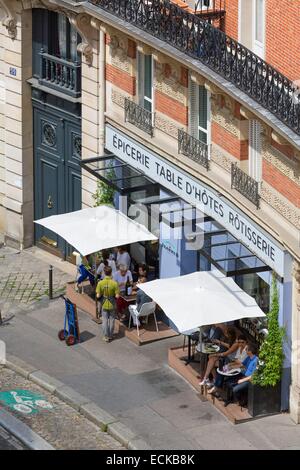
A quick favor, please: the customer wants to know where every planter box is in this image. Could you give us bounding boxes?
[248,382,281,418]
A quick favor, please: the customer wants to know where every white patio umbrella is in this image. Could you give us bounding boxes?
[34,205,157,256]
[138,270,265,335]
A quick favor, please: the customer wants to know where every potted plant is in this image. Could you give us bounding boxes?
[248,273,285,417]
[92,167,116,207]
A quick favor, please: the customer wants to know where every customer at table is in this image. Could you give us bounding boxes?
[223,343,258,407]
[96,266,120,343]
[114,264,133,320]
[208,335,248,395]
[116,246,131,270]
[202,324,224,343]
[113,264,133,293]
[199,327,237,386]
[129,276,153,327]
[96,250,117,280]
[137,263,148,283]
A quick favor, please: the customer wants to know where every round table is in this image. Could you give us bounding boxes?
[196,343,220,354]
[216,367,241,377]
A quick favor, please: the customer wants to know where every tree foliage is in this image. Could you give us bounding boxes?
[252,273,285,387]
[92,168,116,207]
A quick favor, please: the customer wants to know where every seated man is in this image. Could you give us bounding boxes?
[129,276,152,327]
[113,264,133,320]
[224,343,258,407]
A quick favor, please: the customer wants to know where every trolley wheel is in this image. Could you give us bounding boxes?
[66,335,76,346]
[58,329,67,341]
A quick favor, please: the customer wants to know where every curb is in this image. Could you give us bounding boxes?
[0,408,54,450]
[4,354,151,450]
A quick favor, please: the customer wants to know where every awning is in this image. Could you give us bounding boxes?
[81,155,159,195]
[34,205,158,256]
[138,270,265,335]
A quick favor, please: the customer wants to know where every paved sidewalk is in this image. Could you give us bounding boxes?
[1,246,300,449]
[0,246,74,318]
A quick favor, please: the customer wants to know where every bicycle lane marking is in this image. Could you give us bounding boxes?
[0,390,53,415]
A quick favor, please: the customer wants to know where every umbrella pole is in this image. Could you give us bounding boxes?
[94,253,98,319]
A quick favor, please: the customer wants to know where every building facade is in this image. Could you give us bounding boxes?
[1,0,300,421]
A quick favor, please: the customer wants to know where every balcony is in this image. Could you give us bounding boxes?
[231,163,260,209]
[89,0,300,137]
[171,0,226,22]
[124,98,154,136]
[178,129,209,169]
[39,49,81,98]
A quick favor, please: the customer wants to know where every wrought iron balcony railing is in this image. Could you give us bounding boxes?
[178,129,209,169]
[89,0,300,137]
[172,0,226,21]
[39,49,81,98]
[231,163,260,209]
[125,98,154,136]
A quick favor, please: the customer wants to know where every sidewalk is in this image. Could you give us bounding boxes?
[1,246,300,449]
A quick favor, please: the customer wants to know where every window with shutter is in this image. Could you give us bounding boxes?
[137,52,153,113]
[189,76,211,152]
[249,120,262,182]
[189,78,198,138]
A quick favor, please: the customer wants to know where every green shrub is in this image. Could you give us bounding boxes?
[93,167,116,207]
[252,273,285,387]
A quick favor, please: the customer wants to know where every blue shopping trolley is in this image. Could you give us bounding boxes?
[58,296,80,346]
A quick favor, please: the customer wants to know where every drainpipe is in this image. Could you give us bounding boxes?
[99,24,106,157]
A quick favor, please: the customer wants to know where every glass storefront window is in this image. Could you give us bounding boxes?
[235,273,270,313]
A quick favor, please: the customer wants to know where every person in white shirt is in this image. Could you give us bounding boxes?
[97,250,117,280]
[113,265,133,294]
[114,264,133,321]
[116,246,131,270]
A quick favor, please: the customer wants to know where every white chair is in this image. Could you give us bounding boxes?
[128,301,158,337]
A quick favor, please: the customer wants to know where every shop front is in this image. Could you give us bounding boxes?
[82,124,292,413]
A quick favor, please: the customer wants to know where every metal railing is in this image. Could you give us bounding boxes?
[193,0,226,19]
[89,0,300,136]
[39,49,81,98]
[124,98,154,136]
[231,163,260,209]
[178,129,209,169]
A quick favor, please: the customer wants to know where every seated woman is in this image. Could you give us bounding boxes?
[199,327,237,386]
[208,335,248,395]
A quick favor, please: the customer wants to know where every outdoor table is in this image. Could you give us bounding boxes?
[196,343,220,354]
[216,367,241,377]
[119,293,137,304]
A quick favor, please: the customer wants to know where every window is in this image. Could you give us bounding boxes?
[249,120,262,182]
[137,52,154,113]
[189,78,211,147]
[48,12,80,62]
[252,0,265,57]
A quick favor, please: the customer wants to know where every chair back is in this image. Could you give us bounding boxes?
[138,301,156,317]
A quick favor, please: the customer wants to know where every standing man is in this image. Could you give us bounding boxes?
[116,246,131,270]
[96,266,120,343]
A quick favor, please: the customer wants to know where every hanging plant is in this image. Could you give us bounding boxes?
[252,273,285,387]
[93,167,116,207]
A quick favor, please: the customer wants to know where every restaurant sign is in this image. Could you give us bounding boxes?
[106,125,285,277]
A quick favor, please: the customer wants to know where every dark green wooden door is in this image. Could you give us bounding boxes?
[34,105,81,258]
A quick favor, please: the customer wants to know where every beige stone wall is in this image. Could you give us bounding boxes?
[0,8,33,249]
[290,263,300,423]
[81,25,99,209]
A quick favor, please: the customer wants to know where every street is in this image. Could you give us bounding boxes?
[1,245,300,450]
[0,425,26,450]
